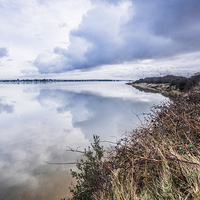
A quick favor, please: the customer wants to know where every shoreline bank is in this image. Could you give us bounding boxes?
[126,82,182,98]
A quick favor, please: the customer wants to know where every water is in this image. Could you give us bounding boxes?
[0,82,167,199]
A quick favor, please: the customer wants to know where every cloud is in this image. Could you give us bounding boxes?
[131,0,200,54]
[0,48,8,58]
[0,0,92,79]
[34,0,200,74]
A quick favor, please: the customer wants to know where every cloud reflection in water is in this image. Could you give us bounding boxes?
[0,82,167,199]
[36,87,164,140]
[0,98,14,114]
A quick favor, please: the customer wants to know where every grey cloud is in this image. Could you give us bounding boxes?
[33,53,70,74]
[131,0,200,54]
[34,0,200,73]
[0,47,8,58]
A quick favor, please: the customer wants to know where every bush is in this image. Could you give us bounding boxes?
[68,135,109,200]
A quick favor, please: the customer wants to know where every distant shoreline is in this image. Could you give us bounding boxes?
[0,79,132,83]
[126,74,200,98]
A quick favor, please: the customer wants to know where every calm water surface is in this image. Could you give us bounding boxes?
[0,82,167,199]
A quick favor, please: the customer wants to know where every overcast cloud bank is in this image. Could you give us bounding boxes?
[34,0,200,75]
[1,0,200,79]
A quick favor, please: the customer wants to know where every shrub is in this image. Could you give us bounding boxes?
[68,135,110,200]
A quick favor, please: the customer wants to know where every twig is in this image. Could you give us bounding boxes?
[45,161,83,165]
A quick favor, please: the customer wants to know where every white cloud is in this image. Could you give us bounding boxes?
[0,0,91,79]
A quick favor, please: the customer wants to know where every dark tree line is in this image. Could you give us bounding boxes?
[134,73,200,92]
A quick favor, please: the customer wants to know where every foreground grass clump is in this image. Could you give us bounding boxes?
[68,86,200,200]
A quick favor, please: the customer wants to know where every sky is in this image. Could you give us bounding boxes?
[0,0,200,80]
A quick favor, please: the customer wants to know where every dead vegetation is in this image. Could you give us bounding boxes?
[67,85,200,200]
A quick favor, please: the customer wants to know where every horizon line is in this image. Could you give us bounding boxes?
[0,79,133,82]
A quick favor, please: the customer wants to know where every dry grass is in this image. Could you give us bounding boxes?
[68,85,200,200]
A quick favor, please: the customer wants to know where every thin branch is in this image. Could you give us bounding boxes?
[45,161,83,165]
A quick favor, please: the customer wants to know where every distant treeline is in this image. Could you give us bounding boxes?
[134,73,200,92]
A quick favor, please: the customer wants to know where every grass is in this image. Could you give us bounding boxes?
[66,84,200,200]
